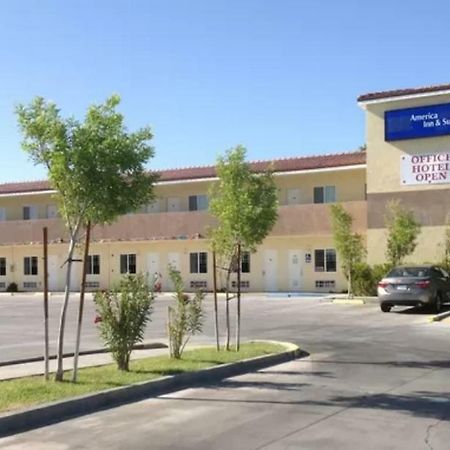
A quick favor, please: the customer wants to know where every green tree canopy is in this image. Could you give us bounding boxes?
[385,200,421,267]
[209,145,278,350]
[330,204,366,297]
[16,95,157,381]
[209,145,278,254]
[16,95,157,229]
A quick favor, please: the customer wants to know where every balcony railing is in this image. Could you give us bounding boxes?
[0,201,367,245]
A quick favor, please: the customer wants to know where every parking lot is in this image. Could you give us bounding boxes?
[1,293,450,449]
[0,292,449,364]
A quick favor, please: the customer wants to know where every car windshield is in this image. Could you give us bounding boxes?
[387,267,431,278]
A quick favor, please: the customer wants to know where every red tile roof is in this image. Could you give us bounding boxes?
[358,83,450,102]
[0,151,366,195]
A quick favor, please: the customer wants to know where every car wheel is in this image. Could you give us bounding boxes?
[434,293,443,314]
[380,304,391,312]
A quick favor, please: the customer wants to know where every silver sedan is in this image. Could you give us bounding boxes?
[377,265,450,313]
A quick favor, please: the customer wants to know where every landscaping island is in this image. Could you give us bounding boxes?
[1,342,286,413]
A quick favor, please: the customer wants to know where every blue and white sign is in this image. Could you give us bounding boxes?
[385,103,450,141]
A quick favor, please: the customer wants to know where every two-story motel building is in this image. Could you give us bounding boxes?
[1,83,450,292]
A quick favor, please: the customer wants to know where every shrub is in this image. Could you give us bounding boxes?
[353,263,391,296]
[94,273,154,371]
[6,282,18,293]
[167,266,204,359]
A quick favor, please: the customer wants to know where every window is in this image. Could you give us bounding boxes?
[120,254,136,274]
[87,255,100,275]
[190,280,207,289]
[232,280,250,289]
[0,257,6,276]
[188,195,208,211]
[241,252,251,273]
[24,256,38,275]
[23,206,38,220]
[315,280,336,289]
[314,249,336,272]
[190,252,208,273]
[313,186,336,204]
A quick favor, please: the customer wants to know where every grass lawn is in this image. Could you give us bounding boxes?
[0,342,285,413]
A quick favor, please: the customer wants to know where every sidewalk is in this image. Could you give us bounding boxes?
[0,345,170,381]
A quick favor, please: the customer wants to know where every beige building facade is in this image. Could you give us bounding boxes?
[359,83,450,266]
[1,83,449,293]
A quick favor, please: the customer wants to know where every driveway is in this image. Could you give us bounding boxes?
[1,297,450,449]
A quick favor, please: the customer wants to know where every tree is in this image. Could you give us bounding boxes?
[94,274,154,371]
[385,200,421,267]
[209,146,278,350]
[330,204,366,298]
[441,220,450,273]
[167,267,204,359]
[16,95,157,381]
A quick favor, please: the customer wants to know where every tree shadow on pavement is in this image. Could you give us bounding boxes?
[321,390,450,421]
[312,359,450,369]
[216,379,311,391]
[256,370,336,379]
[162,389,450,422]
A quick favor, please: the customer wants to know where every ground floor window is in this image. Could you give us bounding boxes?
[190,252,208,273]
[0,257,6,276]
[241,251,251,273]
[87,255,100,275]
[314,249,336,272]
[120,254,136,274]
[315,280,335,289]
[24,256,38,275]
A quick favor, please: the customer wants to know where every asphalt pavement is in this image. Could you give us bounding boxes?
[1,294,450,449]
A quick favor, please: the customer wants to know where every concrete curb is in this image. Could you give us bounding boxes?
[429,310,450,322]
[0,342,168,368]
[0,341,306,438]
[330,296,378,305]
[332,299,365,305]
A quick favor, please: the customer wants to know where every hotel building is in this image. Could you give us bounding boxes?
[1,83,449,292]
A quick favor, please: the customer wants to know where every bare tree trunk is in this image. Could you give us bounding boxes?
[225,291,230,351]
[225,261,233,351]
[167,306,173,357]
[54,225,80,382]
[348,268,352,299]
[72,222,91,382]
[212,251,220,351]
[43,227,49,381]
[235,243,241,352]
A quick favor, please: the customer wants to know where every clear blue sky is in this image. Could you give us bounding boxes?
[1,0,449,182]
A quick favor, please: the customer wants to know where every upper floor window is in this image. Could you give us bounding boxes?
[120,254,136,274]
[313,186,336,204]
[0,208,6,221]
[24,256,38,275]
[188,195,208,211]
[87,255,100,275]
[314,249,336,272]
[0,257,6,276]
[190,252,208,273]
[23,206,38,220]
